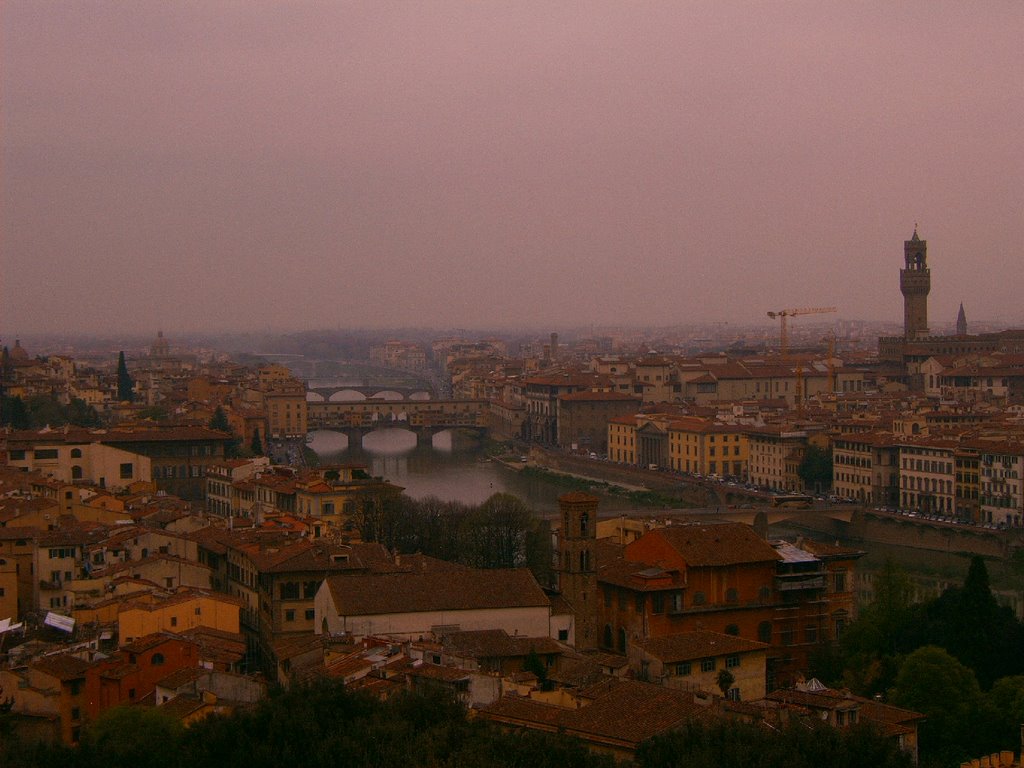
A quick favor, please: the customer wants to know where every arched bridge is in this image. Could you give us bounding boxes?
[307,399,488,447]
[306,385,436,402]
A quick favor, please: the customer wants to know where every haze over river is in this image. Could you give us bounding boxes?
[306,427,638,516]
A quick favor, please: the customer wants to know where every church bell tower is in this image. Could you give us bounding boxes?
[900,228,931,339]
[557,492,598,650]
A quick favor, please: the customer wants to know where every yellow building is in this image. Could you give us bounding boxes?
[607,416,640,465]
[667,417,748,478]
[629,630,768,702]
[265,390,308,440]
[118,589,242,646]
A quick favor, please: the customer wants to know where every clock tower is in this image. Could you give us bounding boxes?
[900,228,931,339]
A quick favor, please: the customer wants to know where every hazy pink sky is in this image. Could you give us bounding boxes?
[3,2,1022,335]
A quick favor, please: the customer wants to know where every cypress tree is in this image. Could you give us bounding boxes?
[116,351,134,402]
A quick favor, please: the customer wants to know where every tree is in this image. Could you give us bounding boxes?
[66,397,102,427]
[637,718,912,768]
[209,406,231,432]
[797,445,833,491]
[715,668,735,697]
[987,675,1024,752]
[523,647,548,686]
[905,556,1024,688]
[250,427,264,456]
[829,559,915,696]
[0,394,30,429]
[116,351,134,402]
[890,645,992,765]
[80,705,184,768]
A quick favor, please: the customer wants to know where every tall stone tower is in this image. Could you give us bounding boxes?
[557,491,598,650]
[900,228,931,339]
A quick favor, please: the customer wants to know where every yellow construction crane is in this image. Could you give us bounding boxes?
[766,306,837,356]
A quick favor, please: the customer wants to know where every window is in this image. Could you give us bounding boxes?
[726,688,741,702]
[669,592,683,612]
[835,710,845,726]
[651,594,664,614]
[305,609,315,621]
[635,594,645,613]
[675,662,692,676]
[726,587,738,604]
[170,616,177,627]
[724,624,739,636]
[726,654,740,669]
[758,621,772,643]
[71,465,83,480]
[70,448,82,458]
[603,624,613,648]
[700,658,716,673]
[805,625,818,644]
[279,582,300,600]
[285,609,295,621]
[834,571,847,592]
[558,629,569,642]
[152,653,165,666]
[692,591,705,606]
[35,449,58,460]
[9,450,25,461]
[119,463,133,479]
[303,581,319,599]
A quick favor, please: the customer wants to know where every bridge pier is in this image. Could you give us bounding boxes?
[344,429,366,449]
[416,429,435,448]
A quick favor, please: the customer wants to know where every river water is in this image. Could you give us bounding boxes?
[306,428,638,516]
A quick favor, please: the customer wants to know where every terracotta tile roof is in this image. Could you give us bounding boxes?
[157,694,210,720]
[636,630,767,663]
[156,666,206,690]
[122,632,183,653]
[559,391,640,402]
[480,679,716,748]
[0,526,37,541]
[645,524,781,567]
[5,426,228,445]
[443,629,562,659]
[30,653,93,681]
[597,559,684,591]
[407,662,471,682]
[325,568,549,616]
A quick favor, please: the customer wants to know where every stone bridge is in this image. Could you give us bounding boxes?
[307,399,488,447]
[306,384,436,402]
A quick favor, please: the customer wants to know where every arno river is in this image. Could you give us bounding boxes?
[307,425,1024,616]
[306,427,639,516]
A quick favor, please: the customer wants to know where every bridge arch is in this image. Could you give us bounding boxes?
[329,389,368,402]
[409,391,432,400]
[306,391,326,402]
[369,390,406,401]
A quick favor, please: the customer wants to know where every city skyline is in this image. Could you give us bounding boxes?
[3,2,1022,335]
